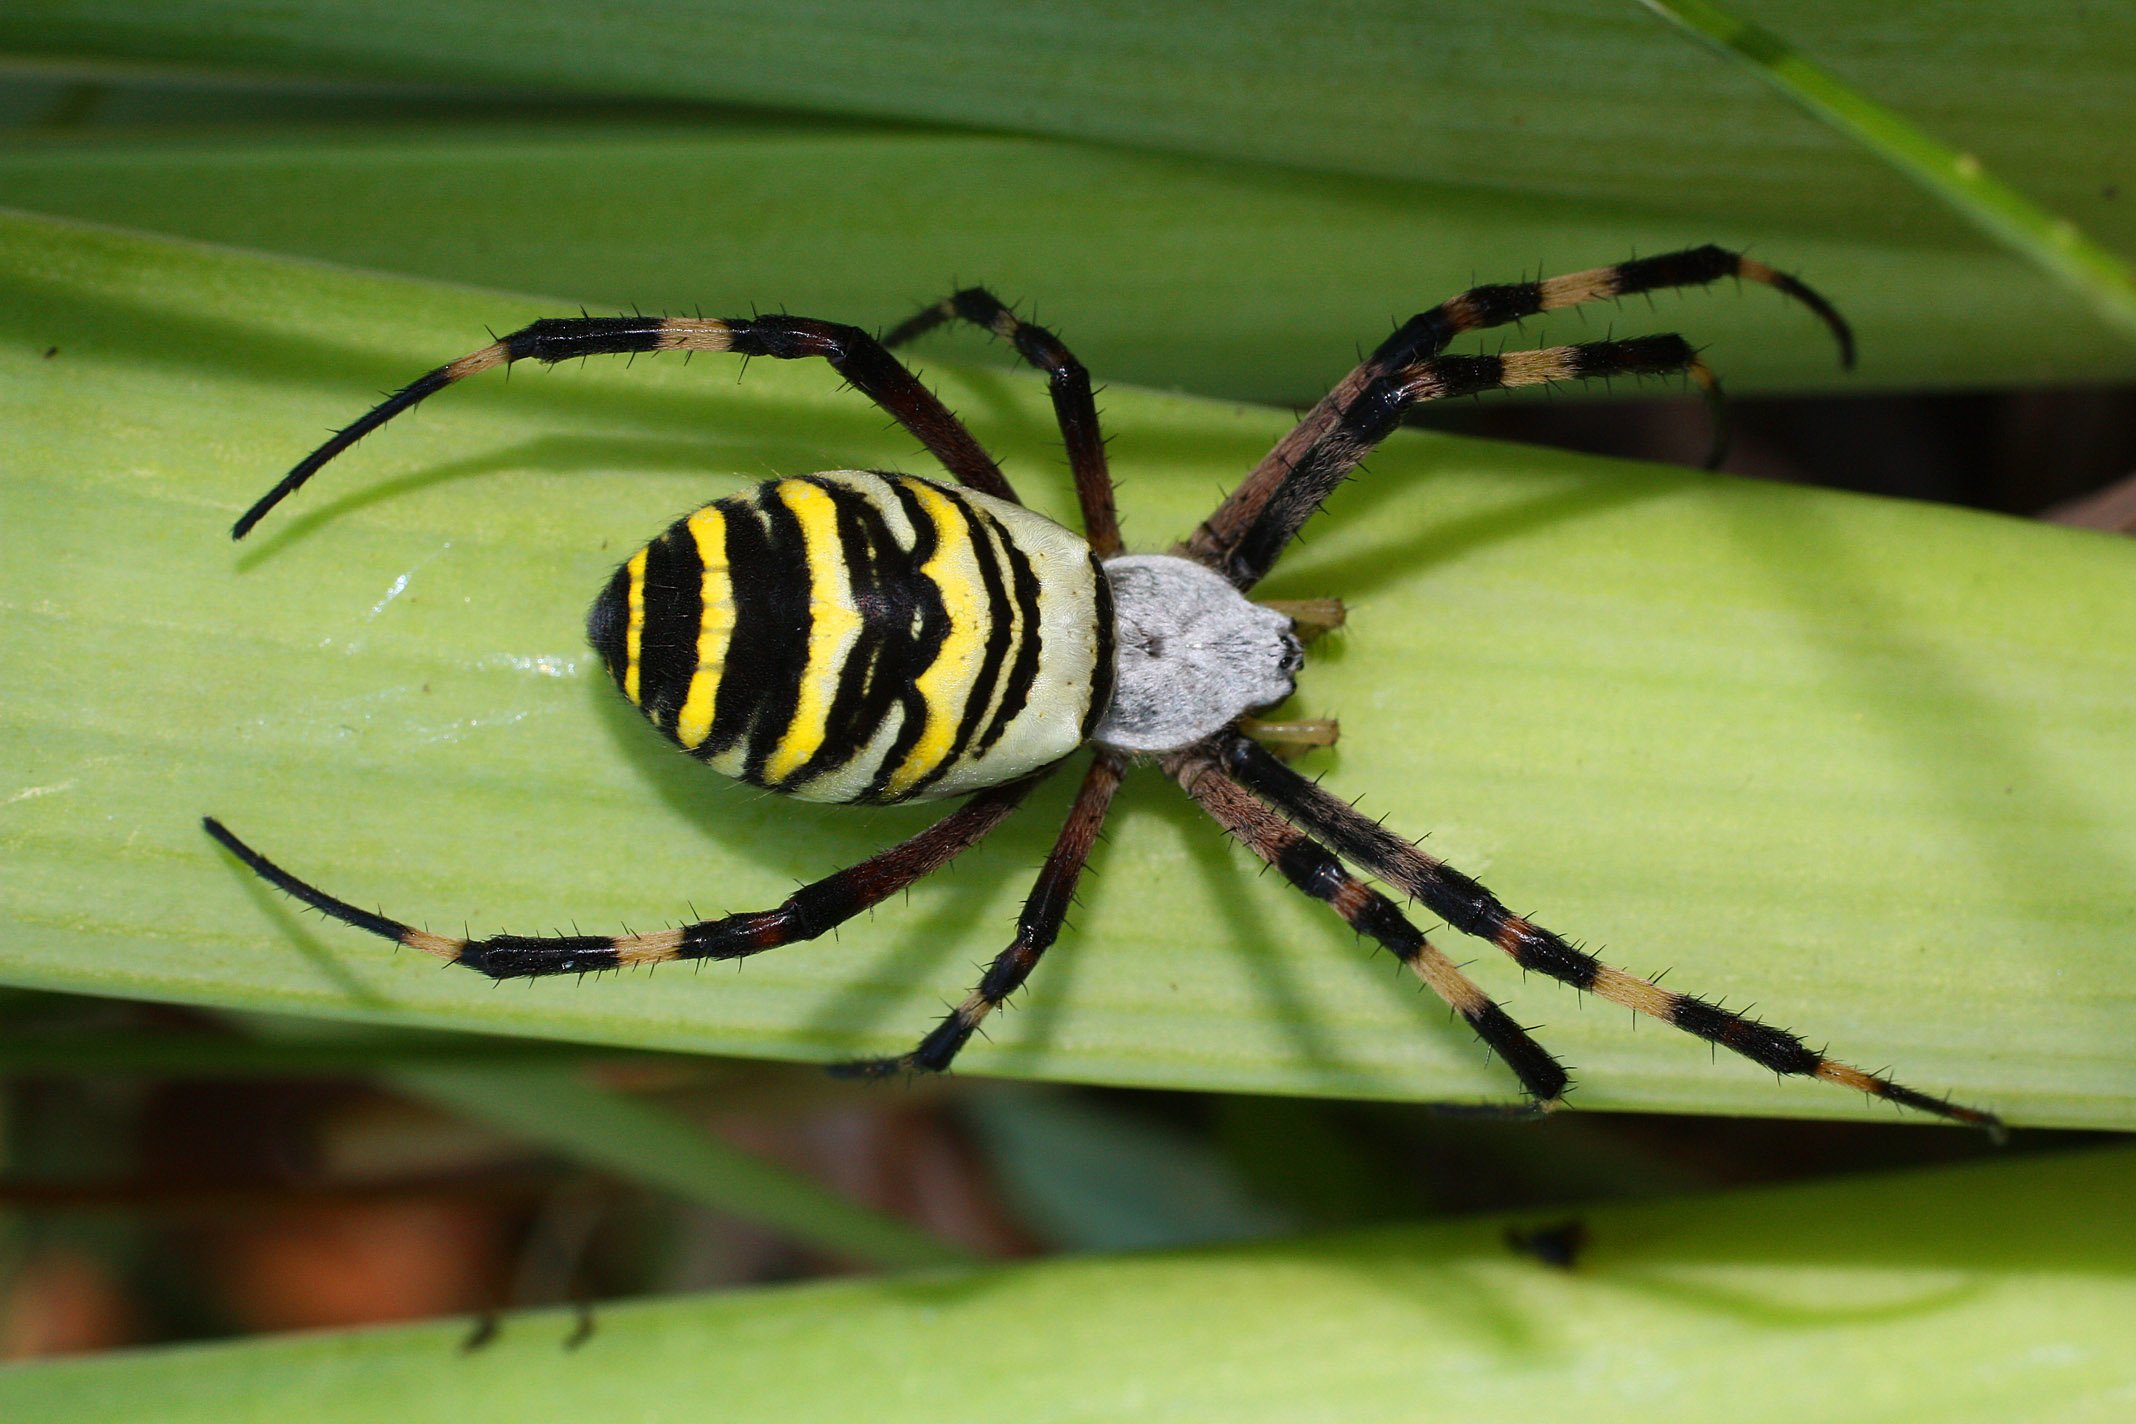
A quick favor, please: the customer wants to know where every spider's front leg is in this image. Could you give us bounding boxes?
[1185,246,1854,590]
[231,311,1020,539]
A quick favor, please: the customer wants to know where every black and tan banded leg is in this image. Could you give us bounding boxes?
[884,287,1122,557]
[835,751,1126,1079]
[201,776,1037,979]
[1184,245,1856,590]
[1215,733,2006,1139]
[232,313,1020,539]
[1165,747,1569,1110]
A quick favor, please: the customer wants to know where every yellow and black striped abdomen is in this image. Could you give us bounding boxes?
[588,471,1113,805]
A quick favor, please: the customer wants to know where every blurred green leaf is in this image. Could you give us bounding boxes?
[5,1,2132,255]
[0,123,2127,399]
[7,1147,2134,1422]
[3,209,2130,1130]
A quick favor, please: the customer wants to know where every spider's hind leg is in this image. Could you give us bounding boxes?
[1217,734,2006,1139]
[202,777,1035,981]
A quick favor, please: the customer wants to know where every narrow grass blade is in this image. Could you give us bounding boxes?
[1642,0,2136,341]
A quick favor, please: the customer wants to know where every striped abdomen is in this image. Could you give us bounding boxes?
[587,471,1113,804]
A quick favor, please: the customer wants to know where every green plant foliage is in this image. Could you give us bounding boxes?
[5,1,2131,256]
[4,208,2130,1129]
[1,124,2128,399]
[7,1147,2133,1421]
[1643,0,2136,338]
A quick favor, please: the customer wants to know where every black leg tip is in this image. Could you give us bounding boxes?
[827,1055,909,1082]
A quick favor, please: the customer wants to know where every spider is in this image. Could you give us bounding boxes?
[204,244,2002,1136]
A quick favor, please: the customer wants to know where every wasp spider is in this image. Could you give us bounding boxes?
[205,246,2001,1135]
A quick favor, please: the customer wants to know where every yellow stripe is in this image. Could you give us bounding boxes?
[763,481,862,784]
[621,546,648,705]
[885,479,988,798]
[673,505,734,749]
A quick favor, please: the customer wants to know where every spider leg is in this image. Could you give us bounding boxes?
[885,287,1121,557]
[1217,733,2006,1139]
[836,752,1126,1078]
[233,313,1017,539]
[201,775,1038,979]
[1165,746,1568,1110]
[1184,246,1853,589]
[1216,335,1729,588]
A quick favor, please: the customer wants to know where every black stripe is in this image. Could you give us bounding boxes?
[1272,832,1347,903]
[505,315,669,363]
[1498,919,1602,991]
[1464,999,1570,1102]
[903,485,1017,799]
[737,487,817,785]
[458,934,622,979]
[701,497,783,758]
[858,480,951,803]
[1366,311,1458,372]
[1669,997,1822,1075]
[1081,553,1115,742]
[972,505,1046,759]
[1351,888,1426,956]
[781,478,900,791]
[636,521,704,732]
[1430,352,1507,399]
[1567,335,1695,380]
[1458,281,1545,329]
[1611,244,1736,296]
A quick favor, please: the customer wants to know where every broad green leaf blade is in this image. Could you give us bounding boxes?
[1642,0,2136,341]
[6,2,2133,256]
[2,209,2132,1128]
[2,125,2130,397]
[7,1147,2134,1422]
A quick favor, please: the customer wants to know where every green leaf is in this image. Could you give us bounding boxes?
[0,123,2128,398]
[4,208,2131,1130]
[7,1147,2133,1421]
[6,1,2133,257]
[1641,0,2136,340]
